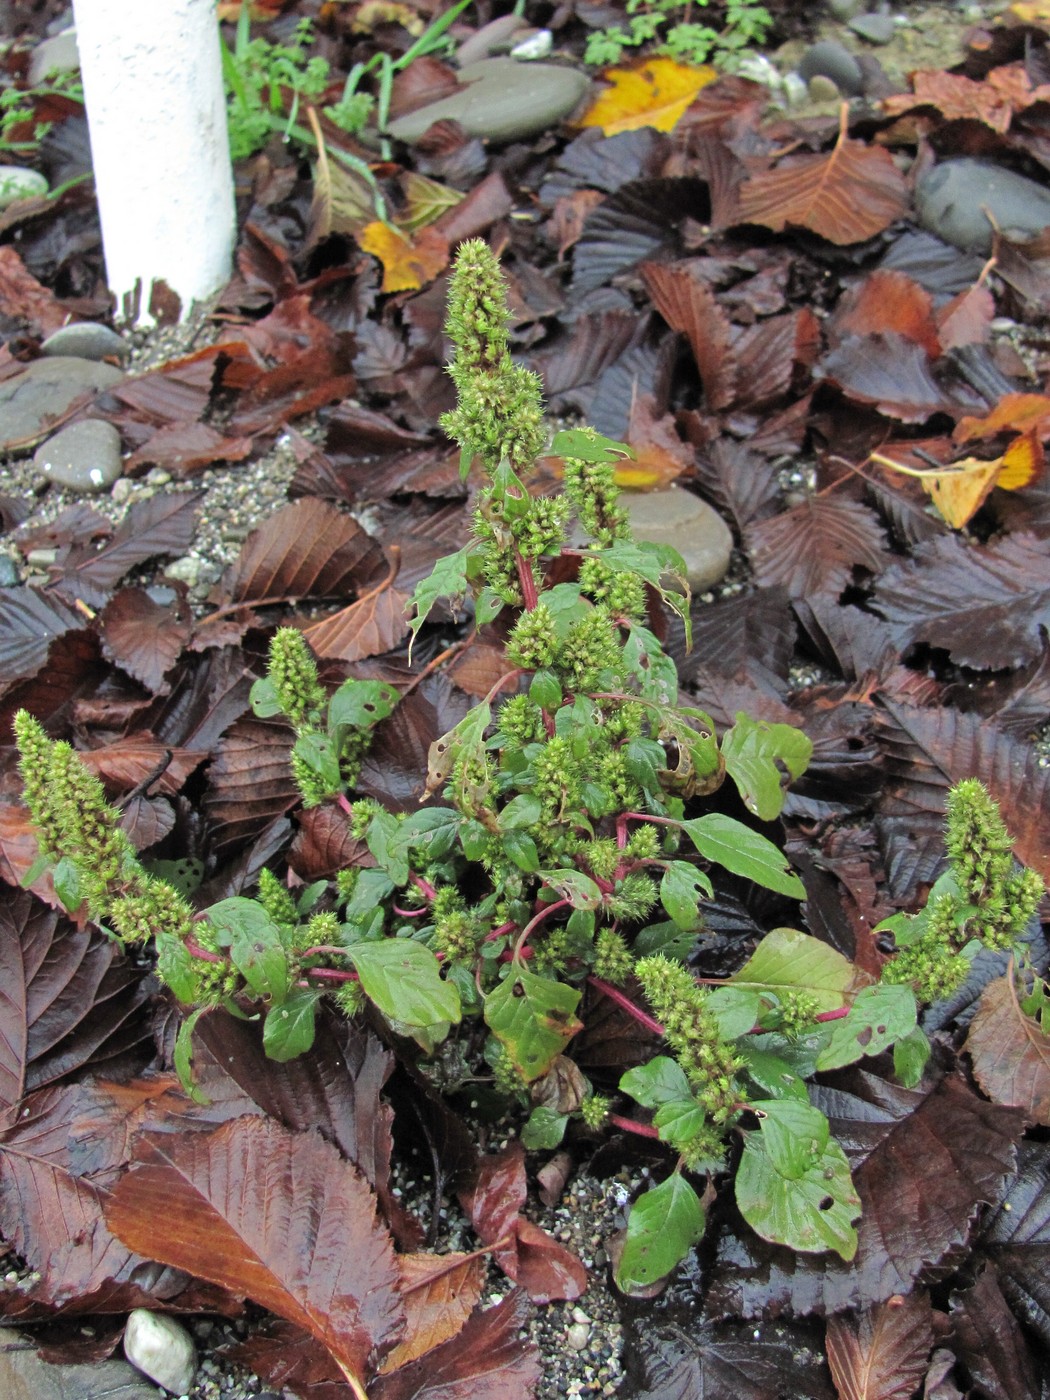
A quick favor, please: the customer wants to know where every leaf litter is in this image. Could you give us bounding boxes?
[1,1,1050,1398]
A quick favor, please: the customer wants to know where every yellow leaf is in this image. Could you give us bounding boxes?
[1009,0,1050,25]
[358,221,449,293]
[578,57,716,136]
[872,434,1043,529]
[996,431,1043,489]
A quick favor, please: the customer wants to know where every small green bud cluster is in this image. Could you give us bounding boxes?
[636,955,744,1125]
[506,605,558,670]
[560,608,625,692]
[775,989,820,1037]
[578,557,646,621]
[533,737,583,822]
[268,628,326,728]
[257,867,299,926]
[605,872,658,924]
[492,1045,528,1097]
[496,694,547,743]
[563,455,630,546]
[593,928,634,984]
[579,1093,611,1129]
[433,908,484,963]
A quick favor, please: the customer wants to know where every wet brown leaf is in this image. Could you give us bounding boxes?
[967,974,1050,1125]
[98,587,191,692]
[826,1293,935,1400]
[303,583,411,662]
[378,1252,485,1373]
[746,496,887,599]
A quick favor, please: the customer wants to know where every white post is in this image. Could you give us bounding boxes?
[70,0,235,325]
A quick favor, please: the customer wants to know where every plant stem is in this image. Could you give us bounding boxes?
[588,976,665,1036]
[608,1112,660,1140]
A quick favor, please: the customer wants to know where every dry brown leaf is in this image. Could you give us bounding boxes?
[303,585,411,662]
[0,247,72,337]
[826,1293,936,1400]
[832,270,941,358]
[966,973,1050,1125]
[379,1252,485,1373]
[734,112,908,246]
[881,65,1050,134]
[358,222,450,293]
[578,58,716,136]
[954,392,1050,443]
[641,260,737,410]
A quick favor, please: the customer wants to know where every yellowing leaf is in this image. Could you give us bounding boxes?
[399,171,463,234]
[871,433,1042,529]
[579,58,716,136]
[358,221,449,293]
[1009,0,1050,25]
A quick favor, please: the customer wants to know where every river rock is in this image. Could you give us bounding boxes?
[28,28,79,85]
[123,1310,197,1396]
[0,166,48,209]
[915,158,1050,253]
[797,40,864,96]
[623,487,733,591]
[0,357,124,452]
[826,0,865,18]
[41,322,129,363]
[0,1324,157,1400]
[33,418,123,493]
[0,555,18,586]
[388,57,589,144]
[849,12,896,43]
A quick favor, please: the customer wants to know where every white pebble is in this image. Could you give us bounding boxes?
[124,1309,197,1395]
[567,1322,591,1351]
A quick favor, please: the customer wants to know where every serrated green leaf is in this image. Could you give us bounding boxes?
[735,1130,860,1260]
[720,712,813,821]
[328,677,399,732]
[485,968,583,1082]
[291,731,342,793]
[343,866,394,917]
[521,1106,569,1150]
[660,861,712,928]
[653,1098,705,1146]
[750,1098,830,1179]
[407,545,472,648]
[683,813,804,898]
[207,897,289,1000]
[620,1055,692,1108]
[502,829,540,872]
[706,986,762,1039]
[551,427,634,463]
[397,806,461,861]
[816,983,917,1072]
[893,1025,931,1088]
[262,987,320,1062]
[729,928,853,1014]
[616,1174,705,1289]
[349,938,460,1033]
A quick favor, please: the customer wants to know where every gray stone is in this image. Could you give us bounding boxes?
[826,0,865,18]
[41,323,129,363]
[915,158,1050,253]
[0,166,48,209]
[0,1324,157,1400]
[0,555,19,586]
[808,75,843,103]
[566,1322,590,1351]
[164,555,202,587]
[848,12,897,43]
[33,419,123,493]
[123,1310,197,1396]
[0,357,124,453]
[623,487,733,591]
[388,57,589,145]
[28,28,79,85]
[797,41,864,96]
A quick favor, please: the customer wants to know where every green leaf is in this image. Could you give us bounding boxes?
[328,678,399,731]
[589,539,691,644]
[529,669,562,711]
[397,806,461,861]
[624,736,666,791]
[365,808,410,885]
[540,583,589,638]
[735,1131,860,1261]
[207,897,289,1000]
[173,1007,210,1105]
[705,986,762,1040]
[475,587,504,627]
[52,856,81,913]
[291,731,342,793]
[620,1055,692,1109]
[498,794,543,830]
[750,1098,830,1179]
[737,1047,809,1101]
[349,938,460,1032]
[729,928,853,1014]
[262,987,320,1062]
[893,1025,931,1088]
[343,866,394,917]
[633,920,698,961]
[249,675,282,718]
[155,927,200,1005]
[521,1106,569,1150]
[491,458,530,518]
[502,829,540,872]
[426,701,490,797]
[615,1174,705,1289]
[407,545,472,647]
[623,626,678,707]
[653,1098,705,1147]
[485,968,583,1082]
[816,983,918,1072]
[550,427,634,463]
[682,813,804,898]
[538,869,602,911]
[660,861,712,929]
[720,712,813,821]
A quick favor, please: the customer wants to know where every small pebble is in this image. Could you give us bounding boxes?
[566,1322,591,1351]
[0,556,17,586]
[33,419,123,494]
[41,323,129,363]
[807,74,843,103]
[0,165,48,209]
[123,1309,197,1395]
[25,548,57,567]
[848,11,897,43]
[797,40,864,96]
[146,467,172,486]
[826,0,865,17]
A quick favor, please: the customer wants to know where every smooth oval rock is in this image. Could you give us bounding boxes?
[28,27,79,85]
[0,166,48,209]
[797,41,864,97]
[848,12,896,43]
[826,0,865,18]
[33,418,123,493]
[622,487,733,591]
[123,1310,197,1396]
[0,356,124,452]
[41,322,129,363]
[915,158,1050,253]
[388,57,589,145]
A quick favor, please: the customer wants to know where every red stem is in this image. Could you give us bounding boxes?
[588,976,665,1036]
[515,549,538,612]
[305,966,359,983]
[411,872,438,900]
[814,1006,850,1022]
[184,935,223,964]
[609,1113,660,1140]
[393,904,427,918]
